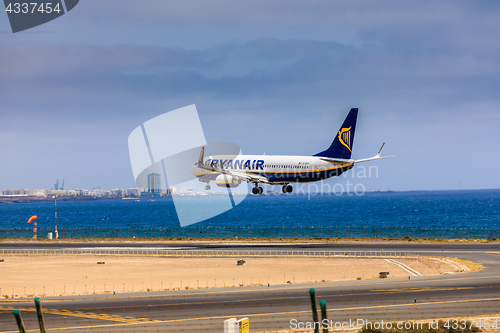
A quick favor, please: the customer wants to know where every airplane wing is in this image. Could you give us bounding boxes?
[195,148,269,184]
[354,142,396,163]
[228,170,269,184]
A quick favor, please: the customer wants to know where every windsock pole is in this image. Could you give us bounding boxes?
[27,216,38,239]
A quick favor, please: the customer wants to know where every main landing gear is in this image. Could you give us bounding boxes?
[282,184,293,194]
[205,183,211,190]
[252,184,264,195]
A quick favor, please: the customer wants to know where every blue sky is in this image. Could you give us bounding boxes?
[1,0,499,191]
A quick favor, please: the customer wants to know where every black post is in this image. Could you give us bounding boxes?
[35,297,46,333]
[320,300,328,333]
[309,288,319,333]
[13,309,26,333]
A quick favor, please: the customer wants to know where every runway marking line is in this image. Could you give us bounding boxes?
[0,305,162,324]
[3,297,500,332]
[370,286,479,292]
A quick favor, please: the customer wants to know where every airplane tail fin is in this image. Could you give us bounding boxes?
[197,147,205,165]
[313,108,358,159]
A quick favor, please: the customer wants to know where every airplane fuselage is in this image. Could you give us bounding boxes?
[191,155,353,185]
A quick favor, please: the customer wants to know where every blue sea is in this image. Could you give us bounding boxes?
[0,189,499,230]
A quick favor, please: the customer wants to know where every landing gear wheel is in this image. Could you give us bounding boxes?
[253,185,264,195]
[282,185,293,193]
[205,185,211,190]
[282,185,287,194]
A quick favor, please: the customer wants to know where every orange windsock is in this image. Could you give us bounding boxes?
[27,215,38,224]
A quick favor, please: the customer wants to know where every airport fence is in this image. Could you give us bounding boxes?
[0,225,499,239]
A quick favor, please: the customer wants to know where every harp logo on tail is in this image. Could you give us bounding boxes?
[338,127,352,152]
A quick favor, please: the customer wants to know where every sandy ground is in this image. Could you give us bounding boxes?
[0,255,470,298]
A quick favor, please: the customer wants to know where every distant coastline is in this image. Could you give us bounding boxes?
[0,195,125,204]
[1,188,498,204]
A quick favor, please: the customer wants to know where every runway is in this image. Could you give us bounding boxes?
[1,242,499,332]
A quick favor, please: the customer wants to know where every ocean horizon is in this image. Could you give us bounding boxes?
[1,189,499,230]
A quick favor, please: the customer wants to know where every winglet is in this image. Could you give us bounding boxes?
[354,142,395,163]
[197,147,205,165]
[376,141,386,158]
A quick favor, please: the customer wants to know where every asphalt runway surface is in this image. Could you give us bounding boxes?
[1,242,500,332]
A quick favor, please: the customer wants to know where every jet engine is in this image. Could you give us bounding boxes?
[215,174,241,188]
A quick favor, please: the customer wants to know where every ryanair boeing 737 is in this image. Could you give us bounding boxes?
[191,108,394,194]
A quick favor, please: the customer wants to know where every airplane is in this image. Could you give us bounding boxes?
[190,108,394,195]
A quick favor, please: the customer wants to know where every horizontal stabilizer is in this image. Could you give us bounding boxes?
[319,157,354,164]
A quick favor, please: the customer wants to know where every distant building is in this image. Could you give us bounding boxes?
[2,189,33,196]
[176,187,198,196]
[74,189,89,196]
[33,189,51,197]
[52,190,70,196]
[111,189,126,197]
[91,188,111,197]
[0,185,171,199]
[125,188,140,197]
[147,173,162,196]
